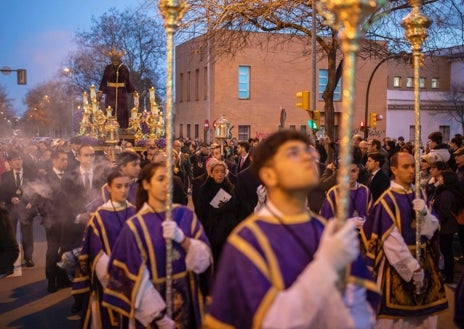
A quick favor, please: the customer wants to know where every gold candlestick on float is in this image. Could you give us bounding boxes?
[158,0,187,317]
[401,0,431,294]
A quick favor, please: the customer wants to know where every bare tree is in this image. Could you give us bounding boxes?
[64,8,167,108]
[177,0,464,140]
[448,82,464,134]
[0,84,17,136]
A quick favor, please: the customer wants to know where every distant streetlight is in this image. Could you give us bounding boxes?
[64,67,74,136]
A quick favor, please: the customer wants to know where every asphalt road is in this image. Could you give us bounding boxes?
[0,215,461,329]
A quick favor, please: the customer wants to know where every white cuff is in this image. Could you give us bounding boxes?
[185,239,211,274]
[95,253,109,288]
[134,268,166,326]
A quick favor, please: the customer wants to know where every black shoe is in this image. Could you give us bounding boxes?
[24,259,35,268]
[48,279,58,293]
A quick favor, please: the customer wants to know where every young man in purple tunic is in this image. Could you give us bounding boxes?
[204,130,378,329]
[361,152,448,328]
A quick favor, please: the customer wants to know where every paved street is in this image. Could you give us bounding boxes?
[0,215,461,329]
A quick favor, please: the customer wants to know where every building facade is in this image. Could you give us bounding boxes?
[175,32,463,143]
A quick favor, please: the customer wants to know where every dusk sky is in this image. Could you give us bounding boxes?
[0,0,150,115]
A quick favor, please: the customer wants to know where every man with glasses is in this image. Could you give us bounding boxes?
[204,130,377,329]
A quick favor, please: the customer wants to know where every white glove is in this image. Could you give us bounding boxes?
[155,315,176,329]
[256,184,267,203]
[347,216,365,229]
[315,220,359,272]
[162,221,185,243]
[412,268,424,289]
[412,198,427,216]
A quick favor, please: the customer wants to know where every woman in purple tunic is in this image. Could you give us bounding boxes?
[103,162,211,329]
[72,171,136,329]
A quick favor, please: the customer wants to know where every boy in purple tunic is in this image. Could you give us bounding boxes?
[204,130,379,329]
[103,162,211,329]
[72,171,136,329]
[361,152,448,328]
[320,161,372,226]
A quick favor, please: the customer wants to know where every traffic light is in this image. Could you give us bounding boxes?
[17,69,27,85]
[360,121,365,131]
[369,113,377,127]
[313,110,321,129]
[296,91,310,111]
[307,119,317,130]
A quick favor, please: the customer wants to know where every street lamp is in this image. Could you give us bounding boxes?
[64,67,74,137]
[364,52,410,139]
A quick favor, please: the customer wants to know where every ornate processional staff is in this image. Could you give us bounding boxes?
[401,0,431,294]
[158,0,187,317]
[317,0,386,289]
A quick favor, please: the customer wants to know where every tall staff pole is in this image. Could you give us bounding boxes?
[319,0,385,289]
[401,0,431,294]
[158,0,187,316]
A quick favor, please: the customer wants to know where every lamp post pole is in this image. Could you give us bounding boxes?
[364,52,409,139]
[64,68,74,137]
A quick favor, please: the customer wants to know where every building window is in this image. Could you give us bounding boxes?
[179,124,184,138]
[439,125,450,142]
[195,69,200,101]
[187,124,191,138]
[319,69,342,101]
[419,78,425,88]
[406,77,413,88]
[179,73,184,102]
[238,125,250,140]
[393,76,401,88]
[431,78,439,89]
[203,66,208,100]
[238,66,250,99]
[300,125,307,135]
[409,124,421,142]
[187,71,191,101]
[289,125,296,131]
[195,124,199,139]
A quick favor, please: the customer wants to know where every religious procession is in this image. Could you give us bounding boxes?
[1,0,464,329]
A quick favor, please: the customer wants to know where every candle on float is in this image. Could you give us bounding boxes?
[83,92,89,105]
[133,91,139,107]
[149,87,155,103]
[90,85,96,99]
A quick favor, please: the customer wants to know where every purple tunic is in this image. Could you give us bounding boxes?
[72,203,136,329]
[204,212,379,328]
[361,187,448,318]
[102,204,210,329]
[320,183,372,219]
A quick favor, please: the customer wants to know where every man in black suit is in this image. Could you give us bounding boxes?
[0,151,38,267]
[365,152,390,202]
[38,149,69,292]
[236,141,251,174]
[61,145,107,312]
[66,136,81,171]
[235,149,261,221]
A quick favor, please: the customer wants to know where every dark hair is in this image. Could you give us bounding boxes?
[431,161,448,171]
[441,170,458,187]
[135,162,166,211]
[250,130,310,179]
[238,141,251,153]
[390,151,412,168]
[367,152,385,167]
[451,136,463,148]
[116,150,140,168]
[107,170,125,186]
[50,149,67,160]
[70,136,82,145]
[7,151,21,161]
[428,131,443,144]
[371,139,381,150]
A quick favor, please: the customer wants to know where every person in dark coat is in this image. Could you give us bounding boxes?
[0,206,19,278]
[0,151,38,267]
[198,159,238,265]
[38,149,71,292]
[430,170,462,283]
[97,47,136,129]
[365,152,390,202]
